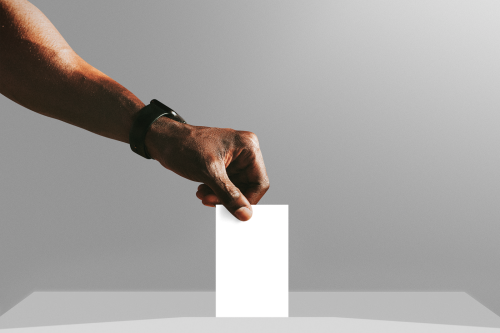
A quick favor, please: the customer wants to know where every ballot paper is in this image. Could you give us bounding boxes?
[216,205,289,317]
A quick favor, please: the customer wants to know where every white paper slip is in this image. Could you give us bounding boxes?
[216,205,289,317]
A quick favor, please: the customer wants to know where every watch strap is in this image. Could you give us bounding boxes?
[129,99,186,159]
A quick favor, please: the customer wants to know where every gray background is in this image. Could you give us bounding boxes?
[1,0,500,318]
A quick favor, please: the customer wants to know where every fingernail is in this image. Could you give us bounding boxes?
[235,207,252,221]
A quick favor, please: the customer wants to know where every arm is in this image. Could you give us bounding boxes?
[0,0,143,142]
[0,0,269,221]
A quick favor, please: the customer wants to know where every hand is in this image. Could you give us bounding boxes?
[145,117,270,221]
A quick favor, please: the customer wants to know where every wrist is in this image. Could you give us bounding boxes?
[129,99,188,159]
[144,115,185,161]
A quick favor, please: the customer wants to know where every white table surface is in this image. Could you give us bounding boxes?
[1,317,500,333]
[1,292,499,330]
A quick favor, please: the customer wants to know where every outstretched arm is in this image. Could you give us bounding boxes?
[0,0,269,221]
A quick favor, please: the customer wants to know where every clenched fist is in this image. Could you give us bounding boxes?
[145,116,270,221]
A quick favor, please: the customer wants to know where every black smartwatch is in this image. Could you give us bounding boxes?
[129,99,187,159]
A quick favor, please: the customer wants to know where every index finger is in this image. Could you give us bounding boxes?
[229,146,270,205]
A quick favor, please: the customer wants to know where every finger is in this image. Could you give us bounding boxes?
[197,183,215,196]
[202,201,215,208]
[228,146,270,205]
[203,194,220,205]
[206,170,253,221]
[196,184,221,208]
[196,184,221,204]
[196,184,212,200]
[196,190,204,200]
[244,145,269,204]
[197,193,220,205]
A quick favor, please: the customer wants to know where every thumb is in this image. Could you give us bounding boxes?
[207,173,253,221]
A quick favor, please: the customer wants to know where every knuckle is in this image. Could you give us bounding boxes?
[227,187,241,201]
[238,131,260,149]
[260,178,270,194]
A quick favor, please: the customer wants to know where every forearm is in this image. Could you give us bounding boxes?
[0,0,144,143]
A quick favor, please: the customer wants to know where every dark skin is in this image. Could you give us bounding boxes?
[0,0,269,221]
